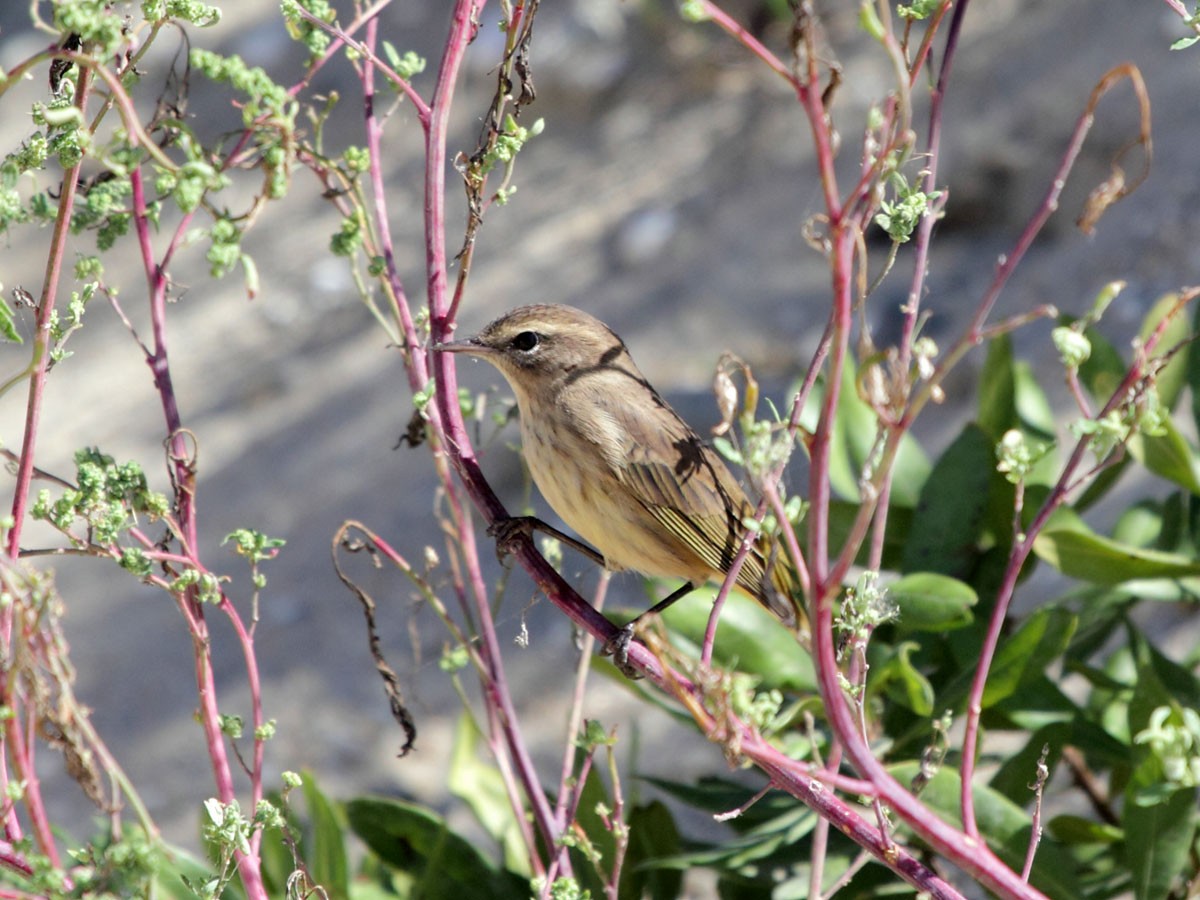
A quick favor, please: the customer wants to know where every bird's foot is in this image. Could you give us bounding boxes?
[487,515,540,564]
[601,623,643,680]
[487,515,606,567]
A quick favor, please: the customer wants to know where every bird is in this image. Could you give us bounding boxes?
[438,304,806,668]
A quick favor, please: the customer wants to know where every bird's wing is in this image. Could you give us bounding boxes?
[599,388,802,619]
[561,369,804,628]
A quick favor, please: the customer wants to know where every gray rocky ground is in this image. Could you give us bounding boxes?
[0,0,1198,880]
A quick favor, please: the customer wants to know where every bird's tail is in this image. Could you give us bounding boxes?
[758,537,809,638]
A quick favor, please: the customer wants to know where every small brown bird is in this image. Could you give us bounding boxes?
[439,304,805,663]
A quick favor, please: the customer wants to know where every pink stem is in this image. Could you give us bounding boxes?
[129,167,267,899]
[1,62,96,863]
[897,0,967,375]
[424,0,569,870]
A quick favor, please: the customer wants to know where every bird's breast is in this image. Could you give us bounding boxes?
[518,401,708,583]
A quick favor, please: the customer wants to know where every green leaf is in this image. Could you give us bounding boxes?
[1112,500,1165,547]
[901,424,992,578]
[1126,414,1200,495]
[1046,814,1122,845]
[887,763,1082,898]
[1139,291,1190,410]
[1124,782,1197,900]
[301,773,350,900]
[345,797,524,900]
[1012,360,1057,442]
[1130,627,1200,728]
[989,675,1079,731]
[0,294,22,344]
[977,333,1016,440]
[659,588,815,692]
[569,762,617,895]
[1077,324,1127,402]
[987,723,1067,804]
[828,499,910,571]
[639,775,805,837]
[1033,522,1200,585]
[621,801,683,900]
[890,572,977,632]
[872,641,934,715]
[151,841,225,900]
[983,607,1077,708]
[447,713,529,875]
[826,363,931,506]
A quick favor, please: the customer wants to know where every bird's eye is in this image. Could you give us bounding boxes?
[511,331,541,352]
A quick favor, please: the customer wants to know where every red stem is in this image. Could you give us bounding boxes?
[129,166,267,900]
[1,63,96,864]
[6,64,92,556]
[897,0,967,376]
[423,0,570,872]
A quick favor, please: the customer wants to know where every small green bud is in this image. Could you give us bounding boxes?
[1052,326,1091,369]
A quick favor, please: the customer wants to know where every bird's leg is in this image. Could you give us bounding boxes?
[602,580,697,677]
[488,515,606,566]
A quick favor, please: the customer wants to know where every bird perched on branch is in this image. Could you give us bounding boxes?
[439,304,806,668]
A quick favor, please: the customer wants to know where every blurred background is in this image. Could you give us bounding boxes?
[0,0,1197,853]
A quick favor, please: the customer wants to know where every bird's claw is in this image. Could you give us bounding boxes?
[601,624,643,680]
[487,516,533,564]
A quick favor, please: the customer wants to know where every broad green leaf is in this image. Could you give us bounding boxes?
[977,334,1016,440]
[1126,415,1200,495]
[987,722,1067,804]
[1047,814,1122,845]
[302,772,350,900]
[825,366,870,503]
[1139,291,1191,410]
[150,840,222,900]
[890,572,977,632]
[983,607,1076,708]
[639,775,806,836]
[1112,500,1164,547]
[1124,780,1197,900]
[827,362,931,506]
[1033,525,1200,585]
[828,498,910,570]
[621,802,683,900]
[1077,324,1127,402]
[570,763,617,896]
[1012,360,1057,442]
[1130,627,1200,731]
[901,424,992,578]
[888,764,1082,899]
[448,713,529,875]
[660,588,815,692]
[0,296,22,344]
[345,797,524,900]
[872,641,934,715]
[989,676,1078,731]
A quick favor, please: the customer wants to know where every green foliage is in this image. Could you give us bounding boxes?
[189,50,292,128]
[30,448,167,545]
[381,43,426,81]
[1,1,1197,898]
[280,0,337,59]
[874,172,942,242]
[347,796,528,899]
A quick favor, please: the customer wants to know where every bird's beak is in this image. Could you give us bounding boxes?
[434,337,487,357]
